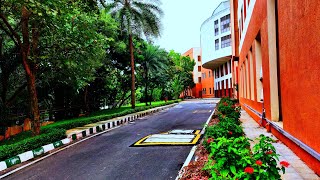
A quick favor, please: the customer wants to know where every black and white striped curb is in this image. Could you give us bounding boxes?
[0,138,70,171]
[0,103,177,172]
[67,103,176,140]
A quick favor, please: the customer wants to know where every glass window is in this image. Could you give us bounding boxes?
[221,35,231,48]
[214,20,219,36]
[220,14,230,33]
[198,55,201,61]
[215,39,219,50]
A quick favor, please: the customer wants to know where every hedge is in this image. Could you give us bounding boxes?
[0,128,66,161]
[42,100,179,131]
[0,100,180,161]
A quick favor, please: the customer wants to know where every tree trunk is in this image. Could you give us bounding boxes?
[118,94,131,108]
[0,36,8,104]
[84,85,89,113]
[149,88,153,105]
[129,34,135,109]
[21,6,40,135]
[26,72,40,135]
[145,66,148,106]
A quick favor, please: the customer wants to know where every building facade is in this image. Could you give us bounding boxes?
[182,48,214,98]
[230,0,320,175]
[182,48,202,98]
[201,0,233,98]
[201,68,215,98]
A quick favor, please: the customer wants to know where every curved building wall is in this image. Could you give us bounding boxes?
[201,1,232,69]
[200,0,233,97]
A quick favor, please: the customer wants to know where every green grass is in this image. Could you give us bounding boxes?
[0,131,32,146]
[0,100,180,147]
[122,100,169,108]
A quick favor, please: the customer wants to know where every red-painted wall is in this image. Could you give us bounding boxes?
[232,0,320,175]
[238,0,270,119]
[192,83,203,98]
[202,68,214,98]
[277,0,320,172]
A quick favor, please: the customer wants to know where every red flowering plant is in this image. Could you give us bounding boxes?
[251,134,285,179]
[232,135,287,180]
[218,97,241,120]
[203,137,253,179]
[190,98,287,180]
[203,120,244,152]
[244,166,254,174]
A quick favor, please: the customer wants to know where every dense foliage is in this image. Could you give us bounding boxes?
[0,1,193,135]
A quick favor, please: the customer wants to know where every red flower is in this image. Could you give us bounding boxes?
[256,160,263,166]
[231,105,235,108]
[266,150,273,155]
[244,167,254,174]
[280,161,290,168]
[207,138,214,144]
[223,102,228,106]
[228,131,233,135]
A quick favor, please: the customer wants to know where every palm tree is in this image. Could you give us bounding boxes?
[141,44,168,105]
[102,0,163,108]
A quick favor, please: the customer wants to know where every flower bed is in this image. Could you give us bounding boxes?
[180,97,289,180]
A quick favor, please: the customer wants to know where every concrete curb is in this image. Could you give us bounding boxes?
[0,103,177,173]
[176,107,216,180]
[0,138,70,171]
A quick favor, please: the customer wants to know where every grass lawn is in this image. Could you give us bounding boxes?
[122,100,168,107]
[0,100,179,146]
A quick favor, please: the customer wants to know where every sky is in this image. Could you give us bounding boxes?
[154,0,224,54]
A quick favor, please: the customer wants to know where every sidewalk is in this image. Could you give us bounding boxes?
[240,110,319,180]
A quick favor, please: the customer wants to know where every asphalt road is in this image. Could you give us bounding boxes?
[4,99,215,180]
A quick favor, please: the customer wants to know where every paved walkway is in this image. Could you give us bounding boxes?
[240,110,319,180]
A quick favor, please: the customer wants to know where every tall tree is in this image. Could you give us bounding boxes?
[0,1,117,134]
[102,0,163,108]
[139,43,168,105]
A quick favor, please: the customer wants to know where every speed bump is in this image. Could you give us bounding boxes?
[132,130,201,146]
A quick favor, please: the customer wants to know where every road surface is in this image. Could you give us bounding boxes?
[4,99,216,180]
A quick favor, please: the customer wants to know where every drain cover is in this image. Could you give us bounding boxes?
[132,129,201,146]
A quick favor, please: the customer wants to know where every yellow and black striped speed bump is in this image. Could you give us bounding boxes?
[131,130,201,146]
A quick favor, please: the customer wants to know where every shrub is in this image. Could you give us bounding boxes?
[217,101,241,119]
[0,128,66,161]
[0,100,178,162]
[204,123,244,151]
[199,97,288,179]
[204,137,252,179]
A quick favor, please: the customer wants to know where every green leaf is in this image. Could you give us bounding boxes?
[230,165,236,175]
[220,169,229,177]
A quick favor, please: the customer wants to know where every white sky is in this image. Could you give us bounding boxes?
[154,0,224,54]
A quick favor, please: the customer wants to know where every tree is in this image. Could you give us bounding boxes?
[102,0,163,108]
[0,1,64,135]
[139,43,168,105]
[0,1,117,134]
[167,50,195,99]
